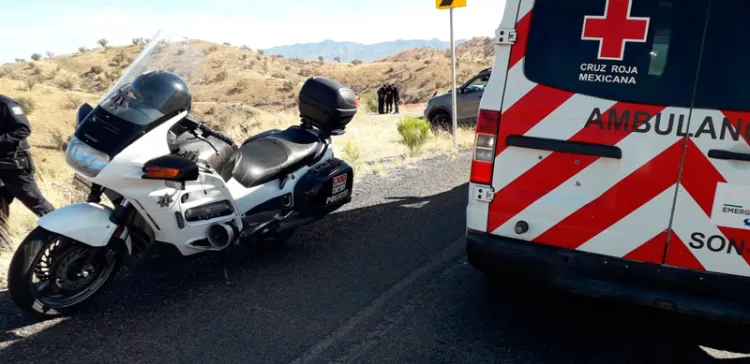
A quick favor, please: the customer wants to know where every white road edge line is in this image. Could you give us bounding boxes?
[287,236,467,364]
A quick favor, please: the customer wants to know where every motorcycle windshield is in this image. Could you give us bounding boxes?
[74,29,209,156]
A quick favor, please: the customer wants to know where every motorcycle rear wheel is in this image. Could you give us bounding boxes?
[7,226,123,319]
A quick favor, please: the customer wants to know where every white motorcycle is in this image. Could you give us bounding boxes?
[7,30,357,318]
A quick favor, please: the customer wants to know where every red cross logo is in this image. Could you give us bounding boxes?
[581,0,650,61]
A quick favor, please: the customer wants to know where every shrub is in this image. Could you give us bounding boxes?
[361,92,378,113]
[46,51,54,59]
[318,56,324,62]
[334,56,341,63]
[51,129,71,151]
[89,65,104,74]
[234,79,250,91]
[78,47,87,53]
[257,49,265,55]
[25,78,37,91]
[30,53,42,61]
[66,94,82,109]
[57,77,76,90]
[342,142,363,178]
[281,80,294,91]
[214,71,228,82]
[98,38,109,48]
[16,97,35,115]
[396,116,431,156]
[351,59,362,65]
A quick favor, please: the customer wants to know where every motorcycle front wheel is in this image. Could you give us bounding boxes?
[7,226,123,319]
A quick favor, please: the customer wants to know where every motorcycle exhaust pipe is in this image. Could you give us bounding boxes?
[207,222,239,250]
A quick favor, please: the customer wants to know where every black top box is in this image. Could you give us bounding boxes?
[298,77,357,132]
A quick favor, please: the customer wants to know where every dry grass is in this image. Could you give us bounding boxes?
[0,39,481,288]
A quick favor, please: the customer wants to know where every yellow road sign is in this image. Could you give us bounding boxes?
[436,0,466,9]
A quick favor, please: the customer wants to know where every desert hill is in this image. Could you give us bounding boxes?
[263,38,469,63]
[0,37,494,111]
[377,37,493,63]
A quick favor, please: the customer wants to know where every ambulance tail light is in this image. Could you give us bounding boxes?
[470,109,501,185]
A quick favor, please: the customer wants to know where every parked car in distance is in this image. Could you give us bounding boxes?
[423,67,491,129]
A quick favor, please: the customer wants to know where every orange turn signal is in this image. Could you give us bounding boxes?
[144,166,181,179]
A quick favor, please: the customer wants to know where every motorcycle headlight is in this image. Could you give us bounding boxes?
[65,136,110,178]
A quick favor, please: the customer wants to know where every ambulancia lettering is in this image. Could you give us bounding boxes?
[584,108,750,141]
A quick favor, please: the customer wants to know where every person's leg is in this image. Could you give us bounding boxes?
[0,183,14,250]
[395,99,400,114]
[2,154,54,217]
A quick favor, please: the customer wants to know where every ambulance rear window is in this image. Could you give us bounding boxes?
[524,0,709,108]
[693,2,750,112]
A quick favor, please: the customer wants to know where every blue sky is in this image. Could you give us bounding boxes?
[0,0,507,64]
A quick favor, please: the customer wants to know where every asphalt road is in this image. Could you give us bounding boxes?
[2,151,750,364]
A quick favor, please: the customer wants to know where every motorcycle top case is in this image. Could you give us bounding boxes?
[298,77,357,132]
[294,157,354,217]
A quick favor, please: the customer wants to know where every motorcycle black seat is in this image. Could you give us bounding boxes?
[232,126,325,188]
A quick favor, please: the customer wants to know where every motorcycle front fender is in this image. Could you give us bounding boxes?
[37,202,131,254]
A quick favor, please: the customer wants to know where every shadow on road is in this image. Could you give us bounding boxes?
[476,276,750,363]
[3,176,750,363]
[0,182,469,363]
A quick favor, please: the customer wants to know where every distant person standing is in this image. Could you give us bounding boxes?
[391,83,400,114]
[385,84,394,113]
[377,85,386,114]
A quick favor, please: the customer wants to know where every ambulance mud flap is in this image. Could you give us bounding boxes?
[505,135,622,159]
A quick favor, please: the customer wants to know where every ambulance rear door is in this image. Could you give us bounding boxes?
[484,0,710,265]
[667,2,750,277]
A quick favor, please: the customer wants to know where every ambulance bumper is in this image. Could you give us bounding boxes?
[466,229,750,324]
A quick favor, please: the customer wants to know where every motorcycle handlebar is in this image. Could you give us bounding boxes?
[183,117,236,147]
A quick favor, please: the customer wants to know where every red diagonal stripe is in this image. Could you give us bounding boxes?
[533,139,683,250]
[720,110,750,146]
[624,230,668,264]
[495,85,575,156]
[717,226,750,268]
[487,102,666,233]
[679,139,726,215]
[665,230,705,271]
[509,10,532,69]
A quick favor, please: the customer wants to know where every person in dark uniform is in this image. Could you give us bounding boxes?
[0,95,55,245]
[384,84,394,113]
[391,83,400,114]
[377,85,386,114]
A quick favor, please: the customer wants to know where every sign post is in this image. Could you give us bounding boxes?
[436,0,466,149]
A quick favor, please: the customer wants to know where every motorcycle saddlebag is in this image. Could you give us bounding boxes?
[293,157,354,217]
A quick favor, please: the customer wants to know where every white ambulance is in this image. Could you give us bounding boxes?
[466,0,750,321]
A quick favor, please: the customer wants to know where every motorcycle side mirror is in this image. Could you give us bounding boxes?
[76,103,94,127]
[142,154,200,182]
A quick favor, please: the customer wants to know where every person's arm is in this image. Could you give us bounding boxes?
[0,101,31,151]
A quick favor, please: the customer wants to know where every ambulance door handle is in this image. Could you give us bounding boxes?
[708,149,750,162]
[505,135,622,159]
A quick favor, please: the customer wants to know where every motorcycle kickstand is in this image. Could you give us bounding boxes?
[219,242,239,286]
